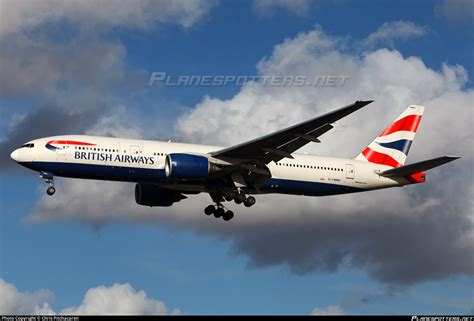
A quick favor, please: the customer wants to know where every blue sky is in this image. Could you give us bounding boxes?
[1,0,473,315]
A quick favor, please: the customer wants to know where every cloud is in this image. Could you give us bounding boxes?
[361,21,428,48]
[84,105,144,139]
[0,278,55,315]
[311,305,344,315]
[0,278,179,315]
[0,0,215,169]
[27,25,474,285]
[0,34,127,100]
[0,105,104,170]
[435,0,474,23]
[253,0,311,16]
[60,283,180,315]
[0,0,218,38]
[0,0,217,98]
[0,35,131,171]
[0,31,148,170]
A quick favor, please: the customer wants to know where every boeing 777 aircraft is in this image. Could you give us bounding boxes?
[10,101,459,221]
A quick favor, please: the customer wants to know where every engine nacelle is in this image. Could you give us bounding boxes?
[165,153,218,179]
[135,183,186,207]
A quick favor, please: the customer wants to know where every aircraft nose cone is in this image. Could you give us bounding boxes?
[10,149,19,162]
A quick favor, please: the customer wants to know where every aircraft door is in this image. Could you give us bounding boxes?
[345,164,355,179]
[130,145,141,155]
[56,146,68,162]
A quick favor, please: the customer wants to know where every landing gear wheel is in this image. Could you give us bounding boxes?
[46,186,56,196]
[224,192,235,202]
[223,210,234,221]
[214,207,225,218]
[234,193,246,204]
[40,171,55,196]
[244,196,256,207]
[204,205,215,215]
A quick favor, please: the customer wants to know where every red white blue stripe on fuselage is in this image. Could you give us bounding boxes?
[45,140,97,151]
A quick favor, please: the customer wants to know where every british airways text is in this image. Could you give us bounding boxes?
[74,151,155,165]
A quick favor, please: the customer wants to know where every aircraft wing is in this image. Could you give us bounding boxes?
[211,100,374,164]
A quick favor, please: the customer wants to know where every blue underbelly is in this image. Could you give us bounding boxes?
[261,178,363,196]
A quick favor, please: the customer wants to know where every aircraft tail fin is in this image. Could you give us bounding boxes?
[354,105,424,167]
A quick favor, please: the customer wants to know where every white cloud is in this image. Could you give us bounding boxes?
[85,105,144,139]
[60,283,180,315]
[362,21,428,48]
[0,0,218,38]
[311,305,345,315]
[27,25,474,285]
[253,0,311,16]
[0,278,179,315]
[0,279,55,315]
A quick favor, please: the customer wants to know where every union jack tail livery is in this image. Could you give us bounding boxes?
[355,105,424,168]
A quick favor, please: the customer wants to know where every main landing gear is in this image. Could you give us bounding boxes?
[221,191,256,207]
[204,204,234,221]
[231,192,256,208]
[203,191,256,222]
[40,171,55,196]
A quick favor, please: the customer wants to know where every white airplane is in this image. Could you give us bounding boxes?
[10,101,459,221]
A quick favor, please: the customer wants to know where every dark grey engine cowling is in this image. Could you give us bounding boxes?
[135,183,186,207]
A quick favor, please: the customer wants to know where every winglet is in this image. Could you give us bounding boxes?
[356,100,374,105]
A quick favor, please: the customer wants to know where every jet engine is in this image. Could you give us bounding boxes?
[135,183,186,207]
[164,153,219,179]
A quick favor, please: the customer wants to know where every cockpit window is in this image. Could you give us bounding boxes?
[21,143,34,148]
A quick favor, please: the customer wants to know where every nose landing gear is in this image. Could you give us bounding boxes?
[46,186,56,196]
[40,171,55,196]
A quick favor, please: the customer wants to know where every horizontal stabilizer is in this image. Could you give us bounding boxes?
[380,155,460,177]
